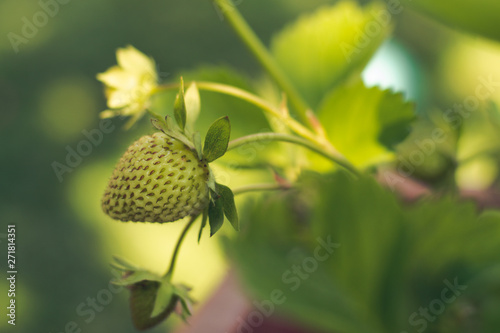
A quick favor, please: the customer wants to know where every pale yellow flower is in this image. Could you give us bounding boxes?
[97,45,158,128]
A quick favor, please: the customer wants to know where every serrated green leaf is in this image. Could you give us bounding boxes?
[228,171,500,333]
[317,80,414,168]
[198,207,208,243]
[174,78,187,131]
[185,82,201,132]
[271,1,391,108]
[208,198,224,237]
[406,0,500,42]
[203,116,231,162]
[216,183,239,231]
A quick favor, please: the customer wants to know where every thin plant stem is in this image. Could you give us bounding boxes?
[155,82,317,142]
[212,0,311,124]
[164,215,198,279]
[155,82,359,176]
[228,132,360,176]
[232,183,287,196]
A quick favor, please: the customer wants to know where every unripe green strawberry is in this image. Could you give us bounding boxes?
[102,132,209,223]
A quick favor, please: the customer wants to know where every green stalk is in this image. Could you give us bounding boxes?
[164,215,198,279]
[212,0,311,124]
[232,183,287,196]
[155,82,359,176]
[228,132,360,176]
[156,82,317,142]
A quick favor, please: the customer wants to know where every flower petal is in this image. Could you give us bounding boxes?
[117,45,157,79]
[107,89,134,108]
[97,66,139,90]
[100,110,119,119]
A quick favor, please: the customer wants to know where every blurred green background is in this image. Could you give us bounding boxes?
[1,0,500,332]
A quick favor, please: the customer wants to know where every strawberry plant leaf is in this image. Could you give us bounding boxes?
[228,171,500,333]
[216,183,239,231]
[174,77,187,131]
[316,80,414,168]
[185,82,201,132]
[270,1,391,108]
[203,116,231,162]
[406,0,500,42]
[208,197,224,236]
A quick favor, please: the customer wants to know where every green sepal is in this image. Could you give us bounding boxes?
[129,280,178,331]
[208,196,224,236]
[185,82,201,132]
[151,117,195,151]
[203,116,231,163]
[198,207,209,243]
[173,284,195,321]
[150,282,174,318]
[207,167,217,193]
[112,270,162,286]
[193,131,203,160]
[109,257,194,330]
[150,117,168,133]
[216,183,239,231]
[165,115,176,131]
[110,255,140,272]
[110,257,163,286]
[174,77,187,131]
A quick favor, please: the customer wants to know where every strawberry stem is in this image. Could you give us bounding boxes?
[232,183,290,196]
[164,215,198,279]
[156,82,317,144]
[211,0,311,126]
[154,82,359,176]
[228,132,360,177]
